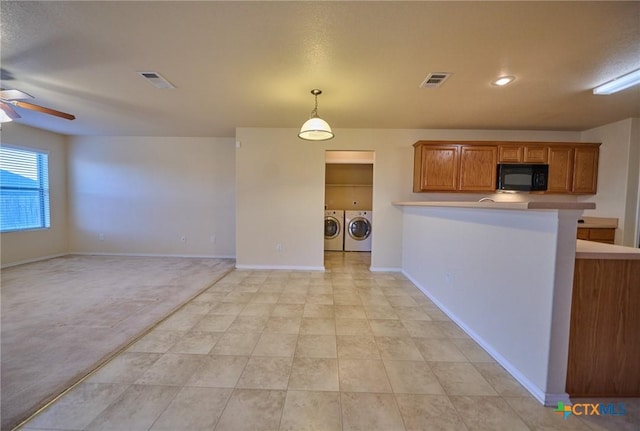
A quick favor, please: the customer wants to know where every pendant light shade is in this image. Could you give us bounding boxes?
[298,89,334,141]
[298,117,334,141]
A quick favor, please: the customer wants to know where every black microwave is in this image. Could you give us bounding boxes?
[496,164,549,192]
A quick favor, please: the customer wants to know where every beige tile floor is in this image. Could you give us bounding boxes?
[18,252,639,431]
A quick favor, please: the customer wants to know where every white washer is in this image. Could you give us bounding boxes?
[324,210,344,251]
[344,210,372,252]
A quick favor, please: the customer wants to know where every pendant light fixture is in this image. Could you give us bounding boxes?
[298,89,334,141]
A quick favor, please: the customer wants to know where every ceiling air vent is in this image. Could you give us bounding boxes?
[419,72,452,88]
[136,71,176,89]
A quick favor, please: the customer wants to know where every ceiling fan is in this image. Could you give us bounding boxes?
[0,89,75,123]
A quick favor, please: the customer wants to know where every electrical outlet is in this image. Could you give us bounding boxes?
[180,236,186,243]
[210,235,216,244]
[276,243,283,252]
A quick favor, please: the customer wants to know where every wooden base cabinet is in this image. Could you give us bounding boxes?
[577,227,615,244]
[566,259,640,396]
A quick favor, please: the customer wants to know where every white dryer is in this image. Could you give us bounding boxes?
[344,210,372,252]
[324,210,344,251]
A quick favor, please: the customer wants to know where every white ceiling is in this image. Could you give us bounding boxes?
[1,1,639,137]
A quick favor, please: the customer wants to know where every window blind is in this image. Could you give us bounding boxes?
[0,146,51,232]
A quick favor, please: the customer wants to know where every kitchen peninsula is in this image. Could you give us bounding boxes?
[393,201,595,406]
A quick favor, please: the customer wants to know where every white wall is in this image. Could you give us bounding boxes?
[631,119,640,247]
[581,117,640,246]
[400,206,581,405]
[235,128,328,269]
[68,136,235,257]
[6,123,616,267]
[1,123,69,266]
[235,127,580,270]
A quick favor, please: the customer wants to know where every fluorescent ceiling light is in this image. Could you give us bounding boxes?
[492,76,515,86]
[593,69,640,95]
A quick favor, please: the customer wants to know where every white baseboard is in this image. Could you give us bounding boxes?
[1,252,70,269]
[235,264,325,271]
[543,392,572,407]
[369,266,402,272]
[402,269,568,407]
[70,252,236,259]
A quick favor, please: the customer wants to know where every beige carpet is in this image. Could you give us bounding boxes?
[0,254,234,431]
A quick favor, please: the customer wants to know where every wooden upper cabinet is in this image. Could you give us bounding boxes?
[498,144,548,163]
[413,143,459,192]
[547,143,600,194]
[459,145,497,191]
[498,145,523,163]
[547,146,574,193]
[523,146,548,163]
[413,142,495,192]
[413,141,599,194]
[572,146,599,194]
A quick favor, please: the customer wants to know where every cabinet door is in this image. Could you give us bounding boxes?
[572,146,599,194]
[498,146,523,163]
[547,146,573,193]
[588,228,615,244]
[524,146,548,163]
[459,146,498,191]
[413,145,459,192]
[577,228,590,240]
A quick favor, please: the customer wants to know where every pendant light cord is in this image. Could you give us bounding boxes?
[310,93,319,118]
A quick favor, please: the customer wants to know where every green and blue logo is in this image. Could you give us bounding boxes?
[554,402,572,419]
[554,402,627,420]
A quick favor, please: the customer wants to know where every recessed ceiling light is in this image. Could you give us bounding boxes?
[492,76,515,87]
[593,69,640,95]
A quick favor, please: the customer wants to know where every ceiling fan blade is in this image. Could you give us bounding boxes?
[0,89,34,100]
[0,102,22,120]
[12,100,75,120]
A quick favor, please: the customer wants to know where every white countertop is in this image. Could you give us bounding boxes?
[576,240,640,260]
[392,201,596,211]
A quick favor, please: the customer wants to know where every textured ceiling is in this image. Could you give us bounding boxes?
[1,1,639,137]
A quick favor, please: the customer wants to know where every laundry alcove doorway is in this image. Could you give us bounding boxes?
[324,151,375,266]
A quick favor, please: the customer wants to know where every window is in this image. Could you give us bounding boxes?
[0,146,50,232]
